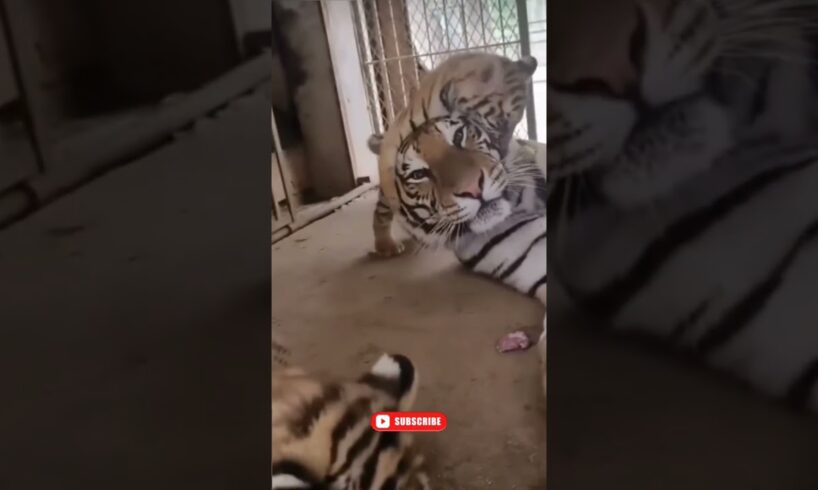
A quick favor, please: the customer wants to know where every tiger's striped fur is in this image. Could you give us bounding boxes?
[366,53,546,301]
[272,354,430,489]
[366,53,547,394]
[548,0,818,410]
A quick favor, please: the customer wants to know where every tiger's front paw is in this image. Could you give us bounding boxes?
[372,237,406,258]
[637,0,718,107]
[547,85,636,177]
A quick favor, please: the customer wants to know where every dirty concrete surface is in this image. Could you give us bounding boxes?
[0,93,272,488]
[272,191,547,489]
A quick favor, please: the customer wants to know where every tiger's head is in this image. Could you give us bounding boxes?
[368,53,538,247]
[272,353,429,489]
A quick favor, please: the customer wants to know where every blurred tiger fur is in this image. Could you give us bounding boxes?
[547,0,818,410]
[272,354,430,489]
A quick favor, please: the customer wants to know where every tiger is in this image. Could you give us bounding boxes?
[365,52,547,395]
[272,353,430,489]
[547,0,818,411]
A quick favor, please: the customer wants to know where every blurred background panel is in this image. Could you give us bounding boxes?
[0,0,271,226]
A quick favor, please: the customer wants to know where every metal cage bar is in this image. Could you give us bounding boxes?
[516,0,536,141]
[271,107,296,230]
[352,0,536,140]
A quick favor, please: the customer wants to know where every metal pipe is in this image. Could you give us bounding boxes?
[361,40,519,66]
[515,0,537,140]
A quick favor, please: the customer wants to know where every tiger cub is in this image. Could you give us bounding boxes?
[368,52,542,262]
[366,53,547,396]
[272,354,430,489]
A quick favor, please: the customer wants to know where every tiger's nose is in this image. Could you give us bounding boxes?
[453,173,483,200]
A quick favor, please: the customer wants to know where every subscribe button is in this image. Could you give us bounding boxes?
[370,411,447,432]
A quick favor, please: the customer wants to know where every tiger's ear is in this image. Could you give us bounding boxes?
[517,55,538,76]
[367,134,384,155]
[360,353,419,411]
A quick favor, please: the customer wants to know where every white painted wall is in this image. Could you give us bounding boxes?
[321,0,379,183]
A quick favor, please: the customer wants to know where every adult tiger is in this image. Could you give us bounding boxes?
[548,0,818,411]
[365,53,547,393]
[272,353,430,489]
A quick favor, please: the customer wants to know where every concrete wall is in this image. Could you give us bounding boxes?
[230,0,271,34]
[12,0,240,118]
[0,19,19,106]
[86,0,240,105]
[8,0,98,121]
[272,0,355,200]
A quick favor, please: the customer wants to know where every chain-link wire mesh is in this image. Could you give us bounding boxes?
[352,0,534,139]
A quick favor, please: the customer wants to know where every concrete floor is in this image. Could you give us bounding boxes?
[272,192,547,489]
[0,92,272,488]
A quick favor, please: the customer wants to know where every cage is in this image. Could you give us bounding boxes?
[351,0,542,140]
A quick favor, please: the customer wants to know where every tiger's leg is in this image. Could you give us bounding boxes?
[596,95,732,208]
[373,189,405,258]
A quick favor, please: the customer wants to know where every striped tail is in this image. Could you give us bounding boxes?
[359,353,419,412]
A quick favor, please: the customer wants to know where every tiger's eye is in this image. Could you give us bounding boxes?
[409,169,431,180]
[453,127,465,148]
